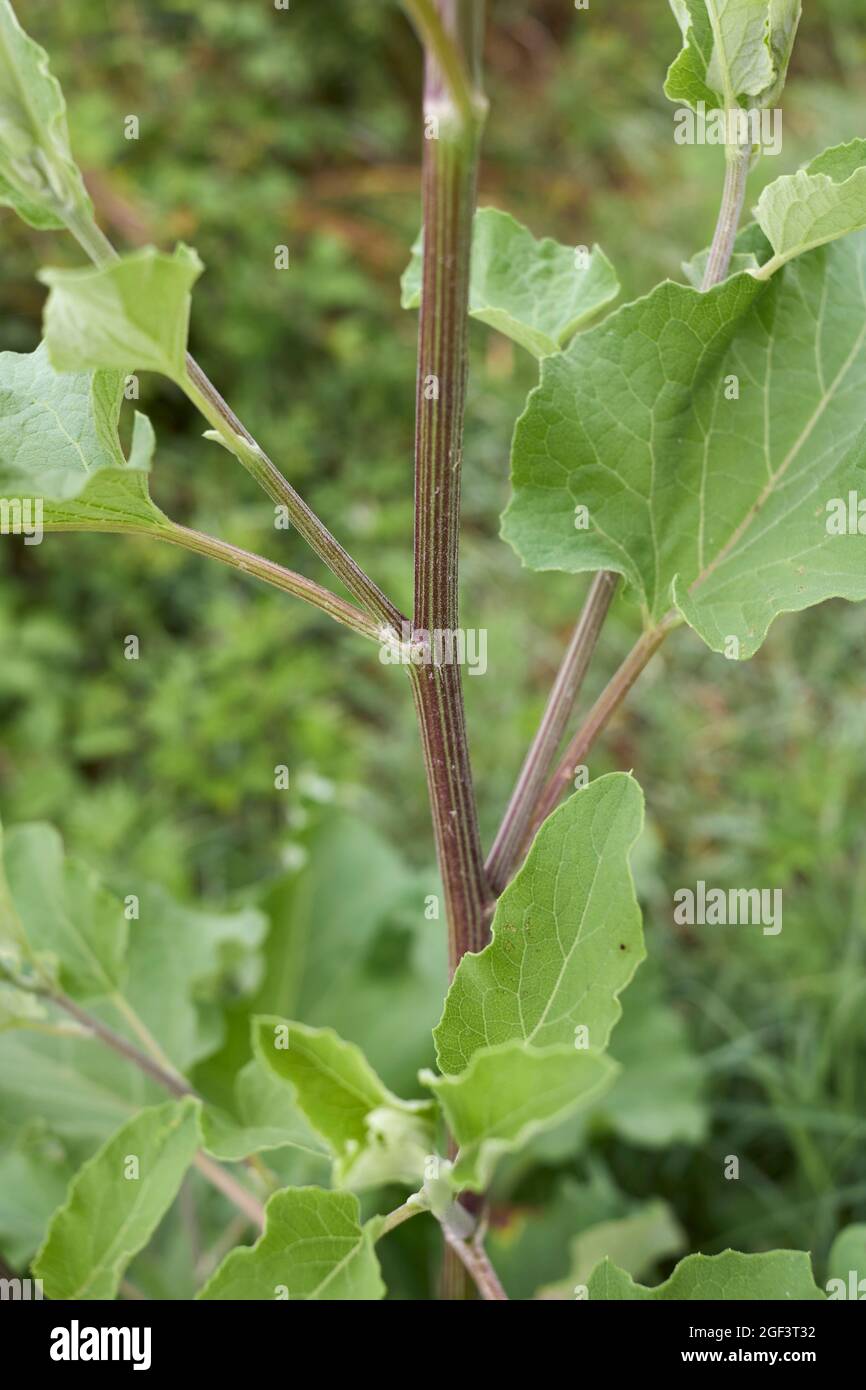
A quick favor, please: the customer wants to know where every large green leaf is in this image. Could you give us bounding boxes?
[0,980,49,1032]
[0,1137,72,1267]
[0,1031,156,1145]
[34,1097,200,1299]
[252,813,444,1097]
[200,1059,328,1165]
[435,773,644,1074]
[254,1018,433,1189]
[588,1248,824,1300]
[538,1201,686,1299]
[504,231,866,659]
[0,344,169,533]
[423,1040,615,1191]
[198,1187,385,1301]
[124,884,266,1072]
[0,822,265,1067]
[0,818,29,975]
[0,345,119,497]
[665,1,801,112]
[755,140,866,278]
[2,823,125,999]
[826,1224,866,1298]
[402,207,619,358]
[519,964,708,1162]
[40,244,203,381]
[0,0,94,230]
[487,1171,623,1300]
[0,827,266,1145]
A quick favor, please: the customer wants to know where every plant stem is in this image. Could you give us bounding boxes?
[410,666,491,972]
[486,570,619,894]
[379,1200,423,1238]
[192,1153,265,1230]
[401,0,485,128]
[181,366,405,632]
[701,141,751,290]
[49,988,193,1098]
[64,212,405,635]
[42,516,379,641]
[441,1224,508,1300]
[161,525,381,641]
[410,1,490,980]
[524,613,680,851]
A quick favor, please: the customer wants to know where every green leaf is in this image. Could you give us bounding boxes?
[487,1171,623,1300]
[38,408,169,535]
[0,0,94,230]
[423,1040,615,1191]
[254,1018,433,1189]
[253,813,445,1097]
[0,847,266,1145]
[826,1224,866,1298]
[198,1186,385,1301]
[36,465,170,534]
[0,344,121,498]
[587,1248,824,1300]
[124,884,266,1072]
[2,823,126,999]
[665,1,801,113]
[0,1137,72,1267]
[0,980,47,1031]
[538,1200,686,1299]
[755,140,866,277]
[504,231,866,659]
[435,773,644,1074]
[0,1032,152,1145]
[401,208,619,357]
[40,244,204,381]
[34,1097,200,1299]
[0,344,169,531]
[0,816,29,974]
[200,1059,328,1165]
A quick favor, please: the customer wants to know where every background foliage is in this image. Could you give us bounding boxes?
[1,0,865,1298]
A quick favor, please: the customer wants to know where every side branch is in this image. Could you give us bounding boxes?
[522,613,679,855]
[162,525,382,641]
[486,571,619,894]
[65,216,405,634]
[42,519,381,642]
[401,0,484,127]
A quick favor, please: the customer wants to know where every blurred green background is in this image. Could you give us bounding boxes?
[1,0,866,1296]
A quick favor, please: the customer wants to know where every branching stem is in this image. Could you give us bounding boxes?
[64,209,405,635]
[523,613,681,852]
[161,525,381,641]
[486,571,619,893]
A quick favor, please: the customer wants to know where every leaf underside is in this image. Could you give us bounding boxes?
[504,231,866,658]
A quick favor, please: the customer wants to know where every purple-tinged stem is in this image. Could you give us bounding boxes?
[486,571,619,894]
[408,0,490,977]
